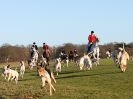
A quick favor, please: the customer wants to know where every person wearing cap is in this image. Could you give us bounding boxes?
[31,42,38,58]
[61,48,66,55]
[74,49,77,54]
[87,31,97,53]
[43,43,50,53]
[33,42,38,51]
[73,49,78,57]
[43,43,51,65]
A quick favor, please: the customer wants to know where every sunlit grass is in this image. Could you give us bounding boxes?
[0,59,133,99]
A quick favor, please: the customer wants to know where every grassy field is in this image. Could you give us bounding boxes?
[0,59,133,99]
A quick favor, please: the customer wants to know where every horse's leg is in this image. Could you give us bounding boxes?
[66,59,69,67]
[96,48,100,65]
[35,53,38,63]
[46,57,49,66]
[93,52,96,59]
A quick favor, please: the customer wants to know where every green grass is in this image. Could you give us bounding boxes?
[0,59,133,99]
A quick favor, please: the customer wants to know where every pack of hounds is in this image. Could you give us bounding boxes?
[1,47,130,96]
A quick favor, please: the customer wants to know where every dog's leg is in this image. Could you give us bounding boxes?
[123,65,126,72]
[80,64,83,70]
[51,84,56,92]
[87,65,90,70]
[48,81,52,96]
[49,86,52,96]
[30,66,33,70]
[66,60,68,67]
[20,71,22,78]
[21,71,23,78]
[120,64,124,72]
[56,72,58,76]
[8,74,11,82]
[56,66,58,76]
[51,73,56,83]
[21,71,24,78]
[11,76,15,81]
[42,77,46,87]
[5,74,7,80]
[120,64,123,72]
[59,66,61,72]
[15,76,18,84]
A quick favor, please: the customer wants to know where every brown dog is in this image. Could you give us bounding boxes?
[37,67,56,96]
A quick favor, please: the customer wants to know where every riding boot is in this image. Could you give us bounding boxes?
[31,52,33,58]
[87,44,92,53]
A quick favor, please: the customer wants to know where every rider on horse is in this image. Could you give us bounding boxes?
[73,49,79,57]
[69,50,74,61]
[43,43,51,65]
[87,31,98,53]
[59,48,68,62]
[74,49,77,54]
[43,43,50,55]
[61,49,66,55]
[31,42,38,58]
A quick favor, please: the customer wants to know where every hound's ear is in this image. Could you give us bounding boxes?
[7,65,10,68]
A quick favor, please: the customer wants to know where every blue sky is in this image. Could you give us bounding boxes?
[0,0,133,46]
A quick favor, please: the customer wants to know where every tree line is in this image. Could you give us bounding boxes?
[0,42,133,63]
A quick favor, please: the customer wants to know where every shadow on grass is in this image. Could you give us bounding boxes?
[18,77,37,81]
[57,71,121,79]
[60,70,82,74]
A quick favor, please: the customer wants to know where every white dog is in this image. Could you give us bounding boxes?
[40,55,47,67]
[19,61,25,78]
[118,48,129,72]
[55,58,61,76]
[106,51,111,59]
[79,54,92,70]
[28,58,36,70]
[37,67,56,96]
[2,65,8,79]
[3,66,19,84]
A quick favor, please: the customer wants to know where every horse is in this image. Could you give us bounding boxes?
[68,51,74,62]
[43,50,50,65]
[88,38,100,65]
[59,52,69,67]
[33,50,38,63]
[106,51,112,59]
[28,58,36,70]
[73,53,79,65]
[28,49,38,70]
